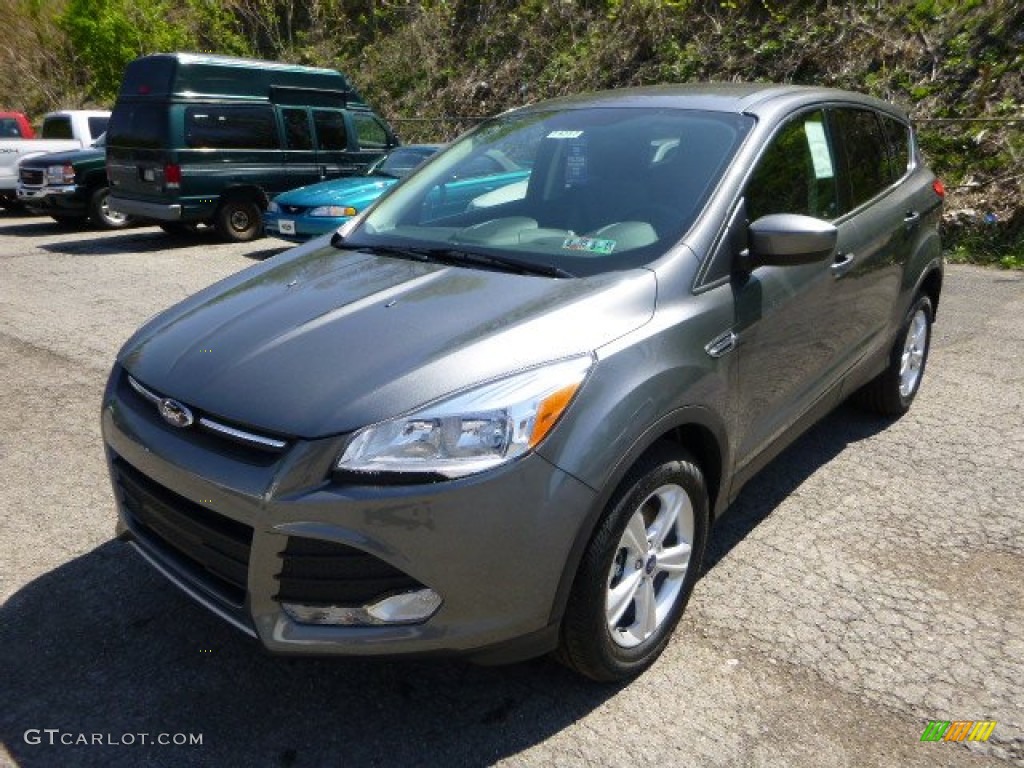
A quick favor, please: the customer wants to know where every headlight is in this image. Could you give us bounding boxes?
[46,164,74,184]
[336,356,594,479]
[310,205,357,218]
[267,201,280,213]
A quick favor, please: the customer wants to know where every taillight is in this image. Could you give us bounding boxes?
[164,163,181,188]
[932,179,945,198]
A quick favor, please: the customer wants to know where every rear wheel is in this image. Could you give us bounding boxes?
[89,187,132,230]
[854,294,933,417]
[214,198,263,242]
[558,442,709,682]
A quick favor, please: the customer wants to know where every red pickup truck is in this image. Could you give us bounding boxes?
[0,111,35,139]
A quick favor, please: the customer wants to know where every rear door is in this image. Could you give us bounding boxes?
[106,101,170,202]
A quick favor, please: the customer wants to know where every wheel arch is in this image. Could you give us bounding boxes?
[217,184,269,211]
[547,407,730,628]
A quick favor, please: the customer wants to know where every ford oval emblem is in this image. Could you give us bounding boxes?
[158,398,194,429]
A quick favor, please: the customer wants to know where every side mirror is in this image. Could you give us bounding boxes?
[742,213,837,269]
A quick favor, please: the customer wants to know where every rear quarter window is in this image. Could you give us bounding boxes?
[881,115,912,182]
[186,106,279,150]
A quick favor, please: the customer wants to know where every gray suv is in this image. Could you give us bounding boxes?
[101,84,944,681]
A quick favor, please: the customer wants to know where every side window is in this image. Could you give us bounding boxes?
[282,108,312,150]
[42,116,73,140]
[880,115,911,182]
[831,108,890,211]
[88,116,109,140]
[185,106,279,149]
[313,110,348,151]
[456,154,503,178]
[745,109,837,221]
[352,113,389,150]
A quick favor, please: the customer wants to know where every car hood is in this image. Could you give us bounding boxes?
[277,176,396,209]
[119,242,657,438]
[19,147,103,168]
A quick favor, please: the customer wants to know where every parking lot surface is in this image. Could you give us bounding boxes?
[1,211,1021,767]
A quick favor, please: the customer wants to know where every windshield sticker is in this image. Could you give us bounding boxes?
[563,236,616,255]
[565,137,588,184]
[804,121,834,180]
[547,130,584,139]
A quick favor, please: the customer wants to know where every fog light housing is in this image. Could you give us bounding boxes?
[282,588,442,626]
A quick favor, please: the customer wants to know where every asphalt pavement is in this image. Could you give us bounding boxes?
[0,210,1021,767]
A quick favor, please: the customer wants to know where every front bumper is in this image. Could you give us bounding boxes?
[102,366,596,660]
[17,183,87,214]
[264,212,346,243]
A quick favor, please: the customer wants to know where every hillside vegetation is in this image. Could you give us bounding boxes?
[1,0,1020,264]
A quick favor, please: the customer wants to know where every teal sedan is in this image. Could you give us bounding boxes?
[265,145,442,242]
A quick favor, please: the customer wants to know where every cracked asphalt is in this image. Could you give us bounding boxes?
[0,210,1021,768]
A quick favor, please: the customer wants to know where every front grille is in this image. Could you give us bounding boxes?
[275,536,424,606]
[114,458,253,607]
[19,168,44,185]
[281,204,306,215]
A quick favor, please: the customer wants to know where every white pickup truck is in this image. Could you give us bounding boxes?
[0,110,110,208]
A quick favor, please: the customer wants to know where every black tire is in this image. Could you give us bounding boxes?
[159,222,200,237]
[89,187,132,230]
[853,294,933,417]
[558,441,709,682]
[214,198,263,243]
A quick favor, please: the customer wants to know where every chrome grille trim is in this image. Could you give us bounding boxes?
[198,417,288,450]
[126,373,288,451]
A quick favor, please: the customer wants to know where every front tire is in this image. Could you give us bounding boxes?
[89,187,132,230]
[214,198,262,242]
[854,294,933,417]
[559,442,709,682]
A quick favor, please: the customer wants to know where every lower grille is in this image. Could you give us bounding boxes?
[113,458,253,606]
[275,536,423,606]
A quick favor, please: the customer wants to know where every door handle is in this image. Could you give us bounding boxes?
[830,251,856,278]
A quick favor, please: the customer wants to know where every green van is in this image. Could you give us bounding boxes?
[106,53,399,242]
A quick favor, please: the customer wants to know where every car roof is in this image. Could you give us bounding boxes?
[510,83,909,122]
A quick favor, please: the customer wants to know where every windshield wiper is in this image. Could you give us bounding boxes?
[419,247,574,278]
[332,241,573,278]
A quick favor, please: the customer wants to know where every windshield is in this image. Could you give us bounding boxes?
[342,107,753,276]
[369,146,440,178]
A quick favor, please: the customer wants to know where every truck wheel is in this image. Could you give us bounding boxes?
[90,187,132,230]
[214,198,263,243]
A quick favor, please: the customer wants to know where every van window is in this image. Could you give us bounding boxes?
[313,110,348,151]
[283,108,312,150]
[352,113,389,149]
[186,106,279,150]
[107,103,166,149]
[42,116,73,140]
[881,115,911,182]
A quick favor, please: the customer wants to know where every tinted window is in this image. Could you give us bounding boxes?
[373,147,438,178]
[107,103,167,149]
[832,108,889,211]
[185,106,279,150]
[88,116,109,139]
[881,115,911,182]
[0,118,23,137]
[746,110,838,221]
[313,110,348,151]
[352,113,388,149]
[42,116,72,140]
[283,108,312,150]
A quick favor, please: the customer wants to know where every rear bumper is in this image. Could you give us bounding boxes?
[108,196,182,221]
